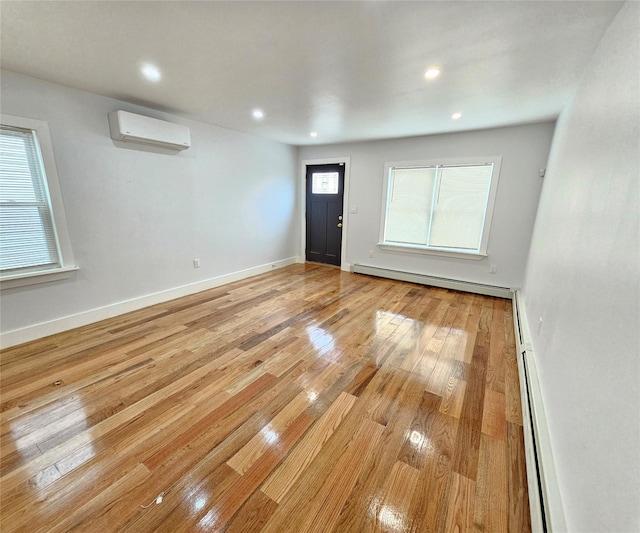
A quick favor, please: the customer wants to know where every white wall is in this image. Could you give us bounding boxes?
[522,2,639,531]
[299,122,554,289]
[0,70,299,338]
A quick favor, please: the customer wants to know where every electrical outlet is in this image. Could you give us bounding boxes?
[369,250,374,258]
[193,258,200,268]
[490,264,497,274]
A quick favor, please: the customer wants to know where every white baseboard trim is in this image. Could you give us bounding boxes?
[1,256,300,349]
[352,264,512,298]
[512,290,567,532]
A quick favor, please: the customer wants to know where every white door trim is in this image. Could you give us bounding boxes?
[300,157,351,271]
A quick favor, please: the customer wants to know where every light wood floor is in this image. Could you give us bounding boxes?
[0,264,530,532]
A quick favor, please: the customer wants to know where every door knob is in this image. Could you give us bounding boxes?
[337,223,343,228]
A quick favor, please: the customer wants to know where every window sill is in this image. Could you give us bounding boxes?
[377,243,487,261]
[0,266,79,290]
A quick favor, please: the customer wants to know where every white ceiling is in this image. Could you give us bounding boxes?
[0,1,622,146]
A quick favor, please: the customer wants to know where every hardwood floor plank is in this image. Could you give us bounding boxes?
[262,391,357,503]
[460,305,481,364]
[488,300,506,394]
[6,348,211,459]
[439,376,466,419]
[50,462,152,532]
[406,437,455,533]
[1,348,238,494]
[396,390,437,465]
[0,264,529,533]
[124,463,241,532]
[121,369,311,531]
[365,460,420,533]
[193,412,314,532]
[366,368,412,427]
[506,422,531,532]
[452,341,489,481]
[2,396,207,530]
[225,488,279,533]
[472,434,508,533]
[504,307,524,426]
[226,363,341,475]
[331,375,425,532]
[0,324,189,421]
[345,359,378,397]
[303,358,361,419]
[1,327,160,389]
[283,417,385,533]
[443,472,476,533]
[481,388,507,440]
[144,372,278,472]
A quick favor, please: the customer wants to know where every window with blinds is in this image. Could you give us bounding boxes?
[0,125,61,274]
[381,158,501,256]
[0,115,76,288]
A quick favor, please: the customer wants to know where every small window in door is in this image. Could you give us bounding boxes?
[312,172,339,194]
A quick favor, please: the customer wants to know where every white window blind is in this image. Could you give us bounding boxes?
[428,164,493,250]
[0,125,60,274]
[385,167,435,245]
[381,159,500,256]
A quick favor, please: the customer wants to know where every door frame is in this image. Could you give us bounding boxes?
[300,157,351,271]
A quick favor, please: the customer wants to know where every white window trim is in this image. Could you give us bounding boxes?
[377,243,487,260]
[377,155,502,259]
[0,114,77,289]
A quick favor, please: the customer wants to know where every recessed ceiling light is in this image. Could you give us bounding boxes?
[141,64,161,82]
[252,109,264,120]
[310,132,318,138]
[451,112,463,120]
[424,68,441,79]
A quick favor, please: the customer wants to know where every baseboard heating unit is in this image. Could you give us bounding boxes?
[352,264,512,299]
[512,291,567,533]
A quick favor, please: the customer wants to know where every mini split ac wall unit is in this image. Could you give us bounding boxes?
[108,110,191,151]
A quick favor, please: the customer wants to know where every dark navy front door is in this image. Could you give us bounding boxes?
[305,163,344,266]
